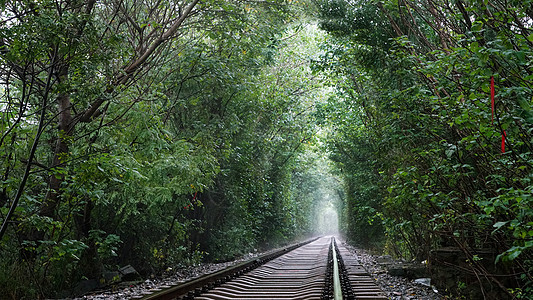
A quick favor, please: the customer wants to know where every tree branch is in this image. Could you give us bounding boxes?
[77,0,201,123]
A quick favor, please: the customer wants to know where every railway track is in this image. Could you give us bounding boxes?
[139,237,386,300]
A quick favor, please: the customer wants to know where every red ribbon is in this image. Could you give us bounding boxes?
[491,76,507,153]
[501,130,506,153]
[491,76,495,124]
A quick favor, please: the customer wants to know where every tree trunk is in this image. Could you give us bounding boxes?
[40,65,72,220]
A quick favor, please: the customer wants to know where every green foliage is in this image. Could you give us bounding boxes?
[0,0,327,297]
[202,23,328,258]
[314,0,533,297]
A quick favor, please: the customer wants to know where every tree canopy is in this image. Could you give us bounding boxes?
[1,0,533,298]
[314,0,533,298]
[0,1,331,297]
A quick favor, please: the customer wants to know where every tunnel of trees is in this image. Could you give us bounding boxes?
[0,0,532,298]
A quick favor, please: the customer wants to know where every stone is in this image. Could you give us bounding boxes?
[119,265,141,281]
[414,278,431,287]
[376,255,393,264]
[387,262,428,279]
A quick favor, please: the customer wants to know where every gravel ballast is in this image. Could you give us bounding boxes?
[75,238,444,299]
[340,240,444,300]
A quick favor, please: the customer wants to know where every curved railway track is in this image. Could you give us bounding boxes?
[139,237,386,300]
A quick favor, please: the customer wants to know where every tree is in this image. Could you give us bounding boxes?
[1,0,330,297]
[314,0,533,297]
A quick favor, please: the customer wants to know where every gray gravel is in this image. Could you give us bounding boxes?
[75,239,445,300]
[74,252,260,300]
[340,240,444,300]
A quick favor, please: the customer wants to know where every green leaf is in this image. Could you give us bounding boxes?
[492,221,508,234]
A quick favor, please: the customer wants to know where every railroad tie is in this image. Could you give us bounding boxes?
[142,237,388,300]
[195,237,330,300]
[334,241,387,300]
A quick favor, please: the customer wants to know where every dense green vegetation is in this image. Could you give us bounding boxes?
[0,1,331,297]
[314,0,533,298]
[1,0,533,298]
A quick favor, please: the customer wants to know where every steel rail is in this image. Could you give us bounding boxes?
[331,239,343,300]
[334,239,388,299]
[139,238,318,300]
[197,237,331,300]
[140,237,388,300]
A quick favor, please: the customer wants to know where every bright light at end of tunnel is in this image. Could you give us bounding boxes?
[315,202,339,235]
